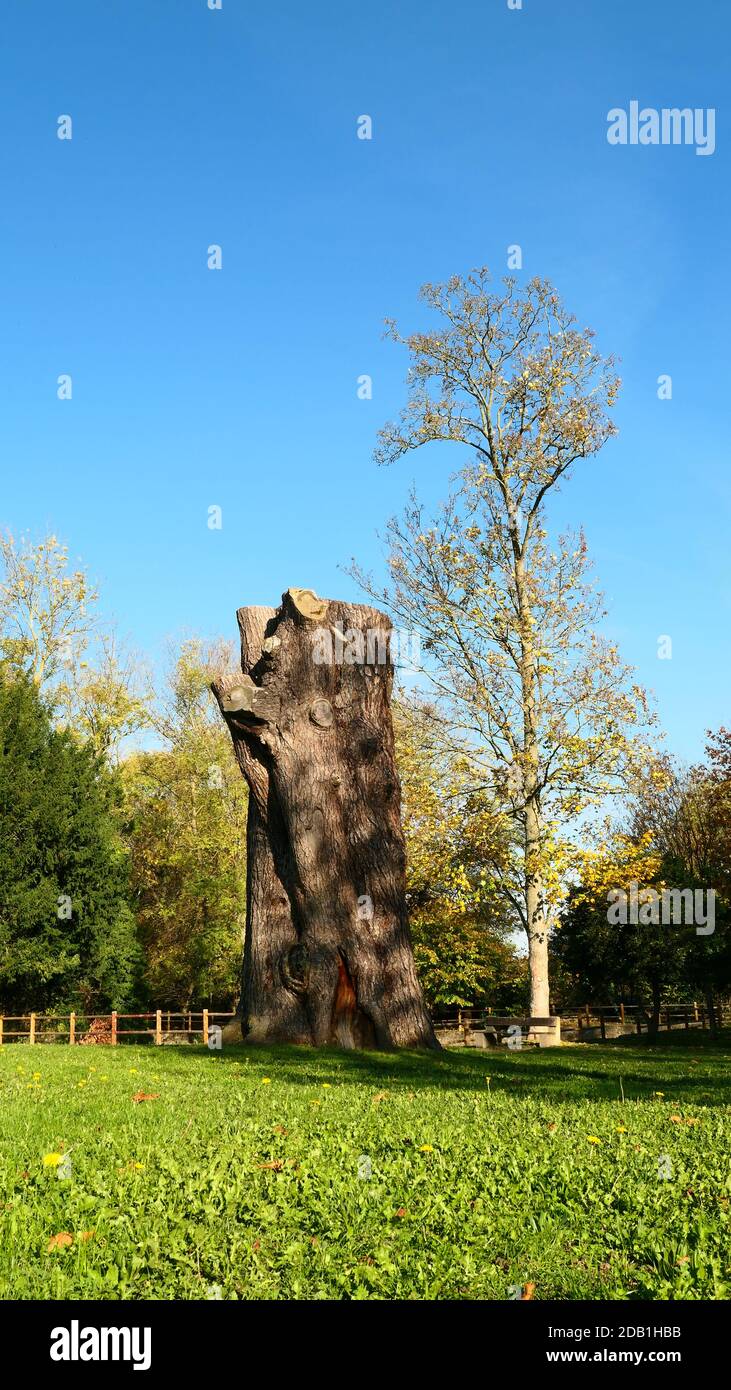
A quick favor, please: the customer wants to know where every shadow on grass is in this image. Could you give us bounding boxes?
[168,1029,731,1105]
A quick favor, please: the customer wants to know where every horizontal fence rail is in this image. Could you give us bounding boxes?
[1,1003,728,1046]
[0,1011,236,1045]
[431,1002,730,1043]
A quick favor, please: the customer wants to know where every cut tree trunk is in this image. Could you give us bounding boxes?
[212,589,437,1050]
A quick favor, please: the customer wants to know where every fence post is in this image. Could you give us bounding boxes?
[111,1010,118,1045]
[69,1012,76,1046]
[693,1000,699,1022]
[29,1013,36,1045]
[202,1009,209,1046]
[155,1009,162,1046]
[619,1003,625,1025]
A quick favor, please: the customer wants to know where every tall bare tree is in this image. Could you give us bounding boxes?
[352,270,657,1016]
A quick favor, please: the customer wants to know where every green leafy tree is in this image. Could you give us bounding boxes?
[0,673,140,1013]
[553,754,731,1029]
[629,754,731,1020]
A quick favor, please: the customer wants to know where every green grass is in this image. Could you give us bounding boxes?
[1,1034,730,1300]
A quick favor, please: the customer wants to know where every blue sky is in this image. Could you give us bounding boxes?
[0,0,728,762]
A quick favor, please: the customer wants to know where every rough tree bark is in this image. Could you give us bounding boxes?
[212,589,437,1050]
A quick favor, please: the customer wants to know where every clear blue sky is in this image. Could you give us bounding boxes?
[1,0,728,762]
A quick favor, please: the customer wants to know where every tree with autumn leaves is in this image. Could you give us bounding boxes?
[2,267,724,1031]
[0,534,247,1012]
[553,744,731,1030]
[353,269,657,1017]
[395,697,527,1010]
[120,640,248,1008]
[1,533,521,1016]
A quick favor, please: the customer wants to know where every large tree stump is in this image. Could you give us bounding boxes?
[212,589,437,1050]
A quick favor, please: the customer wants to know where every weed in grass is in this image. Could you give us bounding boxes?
[0,1036,729,1300]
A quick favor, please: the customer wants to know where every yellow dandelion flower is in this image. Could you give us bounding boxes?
[134,1162,145,1170]
[261,1077,271,1084]
[587,1136,601,1145]
[616,1126,627,1134]
[322,1083,331,1089]
[652,1091,665,1097]
[419,1144,434,1153]
[43,1153,63,1167]
[33,1072,41,1079]
[128,1068,138,1075]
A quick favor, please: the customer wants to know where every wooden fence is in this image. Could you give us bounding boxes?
[0,1011,236,1046]
[2,1002,728,1046]
[571,1001,730,1039]
[433,1002,730,1043]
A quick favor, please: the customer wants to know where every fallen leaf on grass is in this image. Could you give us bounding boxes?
[256,1159,284,1171]
[131,1092,159,1104]
[520,1282,536,1300]
[47,1232,73,1251]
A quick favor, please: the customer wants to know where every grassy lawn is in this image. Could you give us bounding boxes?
[1,1034,729,1301]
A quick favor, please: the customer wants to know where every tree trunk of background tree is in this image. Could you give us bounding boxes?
[212,589,437,1050]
